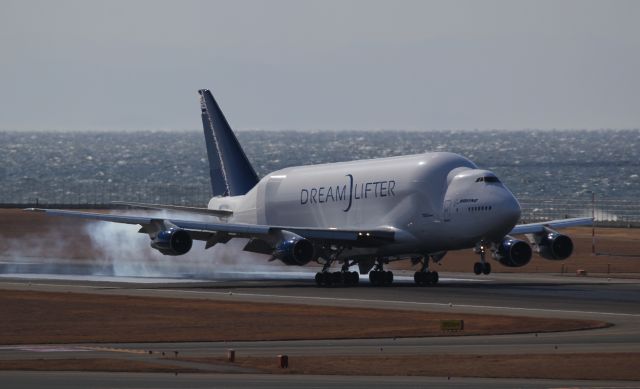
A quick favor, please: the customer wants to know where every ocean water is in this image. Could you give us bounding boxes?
[0,129,638,206]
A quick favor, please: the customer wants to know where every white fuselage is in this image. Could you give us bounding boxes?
[209,152,521,258]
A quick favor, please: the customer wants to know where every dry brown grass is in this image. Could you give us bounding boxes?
[0,290,607,345]
[2,353,639,380]
[0,358,196,373]
[185,353,640,380]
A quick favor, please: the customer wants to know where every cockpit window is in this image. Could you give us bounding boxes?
[476,176,500,183]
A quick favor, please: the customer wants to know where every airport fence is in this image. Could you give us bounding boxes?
[0,182,213,209]
[0,182,638,227]
[518,198,640,227]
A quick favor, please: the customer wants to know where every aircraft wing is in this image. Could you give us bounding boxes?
[509,217,593,235]
[111,201,233,218]
[25,208,394,247]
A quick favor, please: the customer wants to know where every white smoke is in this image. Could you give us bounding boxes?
[82,210,313,279]
[2,210,316,280]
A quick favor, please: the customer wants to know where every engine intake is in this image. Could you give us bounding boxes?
[274,232,315,266]
[537,228,573,260]
[494,236,532,267]
[151,228,193,256]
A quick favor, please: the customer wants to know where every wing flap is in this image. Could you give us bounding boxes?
[112,201,233,217]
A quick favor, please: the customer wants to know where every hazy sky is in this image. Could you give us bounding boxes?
[1,0,639,131]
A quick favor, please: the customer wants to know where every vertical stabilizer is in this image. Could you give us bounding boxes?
[199,89,259,196]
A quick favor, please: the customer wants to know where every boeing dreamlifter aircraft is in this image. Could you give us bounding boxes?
[29,89,592,286]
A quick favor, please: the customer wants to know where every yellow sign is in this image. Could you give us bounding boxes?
[440,319,464,331]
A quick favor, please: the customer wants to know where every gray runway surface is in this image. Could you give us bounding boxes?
[2,371,639,389]
[1,271,639,388]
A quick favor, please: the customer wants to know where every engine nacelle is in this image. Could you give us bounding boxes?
[536,228,573,260]
[274,232,315,266]
[494,236,532,267]
[150,228,193,256]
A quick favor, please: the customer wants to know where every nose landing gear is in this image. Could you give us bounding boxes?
[473,243,492,275]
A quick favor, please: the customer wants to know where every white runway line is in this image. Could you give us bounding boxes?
[152,288,640,319]
[0,274,216,284]
[0,346,91,353]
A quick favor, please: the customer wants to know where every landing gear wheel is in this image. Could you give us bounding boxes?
[347,271,359,286]
[426,271,439,284]
[482,262,492,275]
[369,271,378,286]
[473,262,483,275]
[322,272,333,286]
[369,270,393,286]
[414,271,439,286]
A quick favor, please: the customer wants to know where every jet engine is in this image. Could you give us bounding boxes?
[274,232,315,266]
[494,236,532,267]
[150,228,193,256]
[535,227,574,260]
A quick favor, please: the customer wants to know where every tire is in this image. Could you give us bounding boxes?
[323,272,333,286]
[482,262,492,275]
[369,271,377,286]
[432,271,439,284]
[473,262,483,275]
[351,272,360,286]
[425,271,434,284]
[315,272,322,286]
[385,271,394,286]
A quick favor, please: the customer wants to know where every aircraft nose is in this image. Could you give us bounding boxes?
[500,191,521,226]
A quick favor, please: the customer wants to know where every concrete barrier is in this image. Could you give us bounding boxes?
[277,354,289,368]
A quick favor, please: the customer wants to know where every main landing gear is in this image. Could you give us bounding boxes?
[473,243,492,275]
[314,256,395,287]
[414,256,439,286]
[369,259,393,287]
[315,260,359,287]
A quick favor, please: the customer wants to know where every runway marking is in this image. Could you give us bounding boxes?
[1,281,118,290]
[149,289,640,319]
[0,274,215,284]
[84,346,147,355]
[0,346,91,353]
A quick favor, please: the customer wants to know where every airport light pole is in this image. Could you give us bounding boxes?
[589,191,596,255]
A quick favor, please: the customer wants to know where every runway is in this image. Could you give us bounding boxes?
[0,271,639,388]
[2,371,639,389]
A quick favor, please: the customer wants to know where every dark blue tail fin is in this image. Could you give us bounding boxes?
[199,89,259,197]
